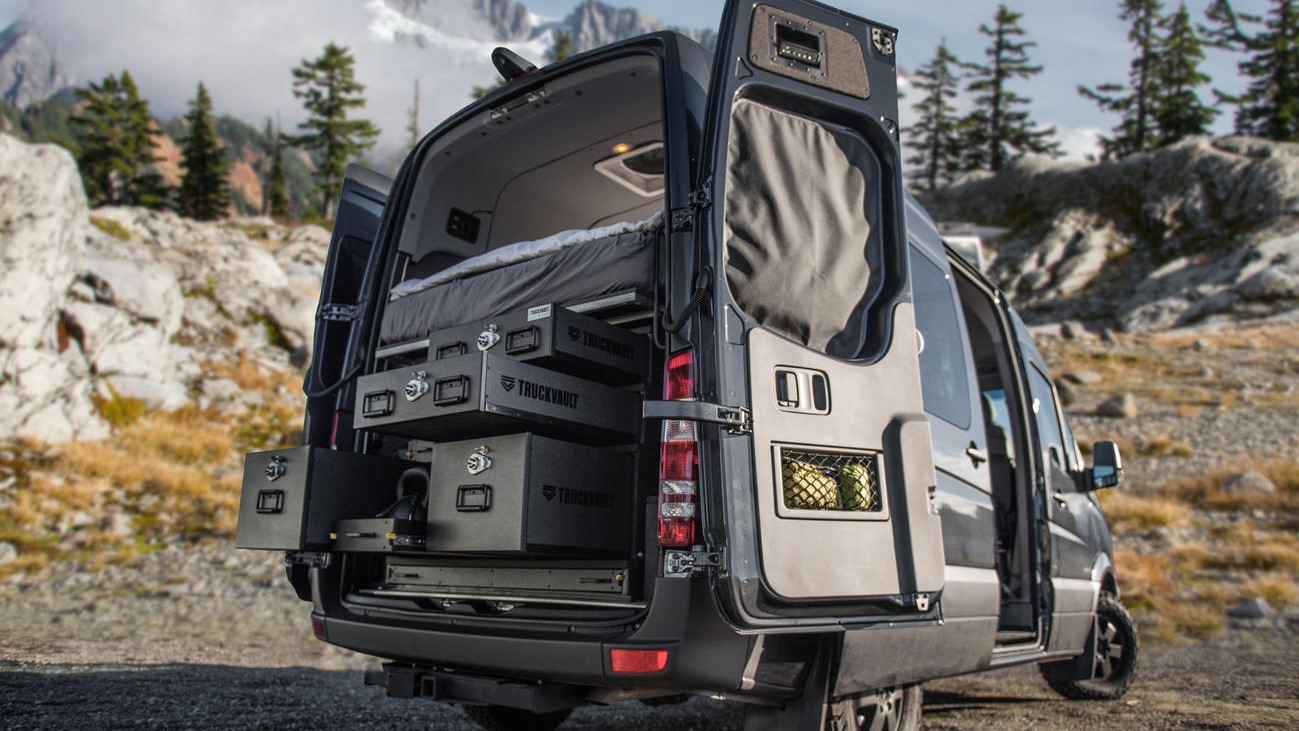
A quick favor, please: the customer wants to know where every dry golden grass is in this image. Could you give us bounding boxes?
[1157,462,1299,514]
[0,365,304,580]
[1245,575,1297,610]
[1099,492,1190,532]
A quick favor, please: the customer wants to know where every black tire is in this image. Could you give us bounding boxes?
[1043,592,1139,700]
[462,704,572,731]
[825,685,922,731]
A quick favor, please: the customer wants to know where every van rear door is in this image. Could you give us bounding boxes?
[699,0,945,628]
[303,164,392,450]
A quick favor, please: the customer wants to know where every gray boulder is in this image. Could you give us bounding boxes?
[1223,470,1276,496]
[1097,393,1139,419]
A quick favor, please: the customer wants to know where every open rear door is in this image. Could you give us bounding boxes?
[303,164,392,450]
[702,1,945,628]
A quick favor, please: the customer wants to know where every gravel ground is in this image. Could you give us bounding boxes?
[2,546,1298,730]
[3,323,1297,729]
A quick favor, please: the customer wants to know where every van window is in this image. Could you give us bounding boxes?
[911,252,971,428]
[1028,366,1067,471]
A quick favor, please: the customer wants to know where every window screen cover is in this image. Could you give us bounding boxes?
[724,98,883,358]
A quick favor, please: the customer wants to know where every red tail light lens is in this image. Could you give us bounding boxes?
[658,349,699,548]
[610,648,670,674]
[665,349,695,401]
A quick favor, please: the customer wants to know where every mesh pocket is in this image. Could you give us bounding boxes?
[780,449,881,512]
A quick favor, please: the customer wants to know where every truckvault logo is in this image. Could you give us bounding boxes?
[540,484,615,511]
[500,376,580,408]
[568,328,635,360]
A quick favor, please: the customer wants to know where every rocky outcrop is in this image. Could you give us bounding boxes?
[0,134,104,442]
[0,133,329,444]
[921,136,1299,332]
[0,21,68,109]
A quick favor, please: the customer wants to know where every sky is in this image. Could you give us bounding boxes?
[0,0,1271,162]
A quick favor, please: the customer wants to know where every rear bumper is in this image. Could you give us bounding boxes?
[315,574,756,694]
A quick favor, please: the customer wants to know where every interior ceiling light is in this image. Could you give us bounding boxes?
[594,141,665,198]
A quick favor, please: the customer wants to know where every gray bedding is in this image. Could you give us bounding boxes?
[380,225,657,344]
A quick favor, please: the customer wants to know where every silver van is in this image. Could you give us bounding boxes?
[236,2,1136,728]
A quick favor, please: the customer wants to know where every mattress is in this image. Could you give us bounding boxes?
[380,213,661,344]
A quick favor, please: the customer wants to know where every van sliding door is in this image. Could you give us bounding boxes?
[700,0,944,628]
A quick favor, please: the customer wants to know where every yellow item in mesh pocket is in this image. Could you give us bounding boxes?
[837,462,874,511]
[782,459,841,510]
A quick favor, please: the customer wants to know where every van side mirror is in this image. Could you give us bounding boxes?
[1088,441,1123,490]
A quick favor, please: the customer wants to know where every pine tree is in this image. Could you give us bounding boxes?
[407,79,421,150]
[963,5,1061,172]
[907,41,968,192]
[1201,0,1299,141]
[290,42,380,219]
[267,135,290,220]
[71,71,169,207]
[1081,0,1165,158]
[177,82,230,220]
[1153,4,1218,145]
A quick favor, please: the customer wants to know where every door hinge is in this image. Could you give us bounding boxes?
[319,303,360,322]
[664,547,724,577]
[644,401,752,435]
[669,182,714,233]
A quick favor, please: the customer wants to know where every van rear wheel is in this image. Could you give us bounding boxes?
[826,685,922,731]
[462,704,572,731]
[1042,592,1139,700]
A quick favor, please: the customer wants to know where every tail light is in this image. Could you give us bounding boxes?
[658,349,698,547]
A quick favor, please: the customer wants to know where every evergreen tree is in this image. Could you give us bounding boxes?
[1080,0,1165,158]
[261,117,275,216]
[1201,0,1299,141]
[963,5,1060,171]
[1153,4,1218,145]
[907,41,968,192]
[71,71,168,207]
[407,79,421,149]
[177,82,230,220]
[290,42,380,218]
[267,135,291,220]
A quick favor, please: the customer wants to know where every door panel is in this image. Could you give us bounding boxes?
[705,1,943,625]
[303,164,392,449]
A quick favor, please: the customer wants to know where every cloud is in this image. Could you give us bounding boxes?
[21,0,529,162]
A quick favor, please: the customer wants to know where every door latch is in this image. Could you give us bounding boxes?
[664,548,724,577]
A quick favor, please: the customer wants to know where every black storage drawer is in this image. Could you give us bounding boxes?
[425,434,632,555]
[426,303,648,384]
[354,352,640,445]
[235,447,414,551]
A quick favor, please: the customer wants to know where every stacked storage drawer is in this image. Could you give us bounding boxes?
[354,304,646,445]
[349,303,648,556]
